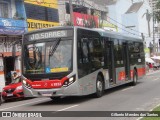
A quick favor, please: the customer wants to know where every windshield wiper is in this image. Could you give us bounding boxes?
[49,38,61,56]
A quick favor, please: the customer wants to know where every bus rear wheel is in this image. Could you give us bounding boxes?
[94,75,104,98]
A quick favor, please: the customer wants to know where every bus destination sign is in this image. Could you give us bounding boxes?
[28,30,68,41]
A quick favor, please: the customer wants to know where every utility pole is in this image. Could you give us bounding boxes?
[146,9,151,37]
[153,12,155,55]
[141,33,146,48]
[69,0,74,25]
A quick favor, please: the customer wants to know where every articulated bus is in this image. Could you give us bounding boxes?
[22,26,145,99]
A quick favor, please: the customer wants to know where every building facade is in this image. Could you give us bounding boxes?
[24,0,59,31]
[98,0,153,57]
[0,0,27,88]
[58,0,117,31]
[149,0,159,12]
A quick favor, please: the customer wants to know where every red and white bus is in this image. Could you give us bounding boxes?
[22,26,145,99]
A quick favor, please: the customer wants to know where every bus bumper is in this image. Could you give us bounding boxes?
[22,82,81,97]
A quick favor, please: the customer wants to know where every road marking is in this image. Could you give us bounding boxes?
[0,98,49,111]
[57,105,79,111]
[121,87,134,91]
[137,102,160,120]
[137,117,143,120]
[149,103,160,111]
[52,105,79,114]
[147,71,160,75]
[153,78,159,81]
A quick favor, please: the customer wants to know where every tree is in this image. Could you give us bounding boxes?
[155,0,160,22]
[142,9,152,37]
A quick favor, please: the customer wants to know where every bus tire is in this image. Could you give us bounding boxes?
[132,70,138,86]
[94,75,104,98]
[50,97,61,101]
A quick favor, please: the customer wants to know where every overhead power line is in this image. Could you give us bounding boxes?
[82,1,151,38]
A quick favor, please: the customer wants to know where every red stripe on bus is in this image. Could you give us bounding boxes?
[26,77,68,89]
[130,67,145,78]
[118,71,126,80]
[119,67,145,80]
[130,70,134,78]
[137,67,146,77]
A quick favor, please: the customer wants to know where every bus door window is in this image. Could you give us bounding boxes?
[77,37,92,78]
[104,39,115,83]
[122,42,130,80]
[89,38,104,70]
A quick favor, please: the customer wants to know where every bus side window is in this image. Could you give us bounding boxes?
[90,37,104,69]
[81,38,89,63]
[77,37,92,78]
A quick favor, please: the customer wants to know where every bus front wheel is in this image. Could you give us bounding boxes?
[94,75,104,98]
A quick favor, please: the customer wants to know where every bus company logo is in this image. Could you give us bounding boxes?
[36,0,44,4]
[44,83,48,87]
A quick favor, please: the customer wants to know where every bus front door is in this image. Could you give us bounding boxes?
[123,43,130,80]
[105,41,116,84]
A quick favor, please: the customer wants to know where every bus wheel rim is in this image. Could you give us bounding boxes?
[97,80,103,92]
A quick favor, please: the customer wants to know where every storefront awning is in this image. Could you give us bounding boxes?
[145,57,155,63]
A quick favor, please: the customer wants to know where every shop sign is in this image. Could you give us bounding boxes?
[27,19,59,31]
[24,0,58,9]
[73,12,99,28]
[0,18,26,35]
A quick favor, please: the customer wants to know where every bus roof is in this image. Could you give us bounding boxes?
[74,26,142,42]
[25,26,142,42]
[24,26,74,35]
[94,28,142,42]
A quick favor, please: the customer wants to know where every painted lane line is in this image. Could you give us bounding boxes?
[147,71,160,75]
[153,78,159,81]
[137,102,160,120]
[0,98,49,111]
[149,103,160,111]
[121,87,134,91]
[52,105,79,114]
[57,105,79,111]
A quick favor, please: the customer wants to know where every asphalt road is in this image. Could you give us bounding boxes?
[1,71,160,120]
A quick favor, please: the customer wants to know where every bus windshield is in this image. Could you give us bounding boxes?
[23,39,72,74]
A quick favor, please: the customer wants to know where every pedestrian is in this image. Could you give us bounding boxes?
[149,63,153,71]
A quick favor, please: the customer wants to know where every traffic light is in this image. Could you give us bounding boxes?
[159,39,160,45]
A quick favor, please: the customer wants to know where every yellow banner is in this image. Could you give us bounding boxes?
[51,67,69,73]
[27,19,59,31]
[24,0,58,9]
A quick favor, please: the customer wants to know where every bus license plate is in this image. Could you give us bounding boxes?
[7,93,13,96]
[41,93,52,96]
[41,92,52,96]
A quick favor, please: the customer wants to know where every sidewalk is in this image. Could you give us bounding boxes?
[146,69,160,75]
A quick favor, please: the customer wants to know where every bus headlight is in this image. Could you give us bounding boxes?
[23,80,32,89]
[23,80,26,85]
[63,75,76,87]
